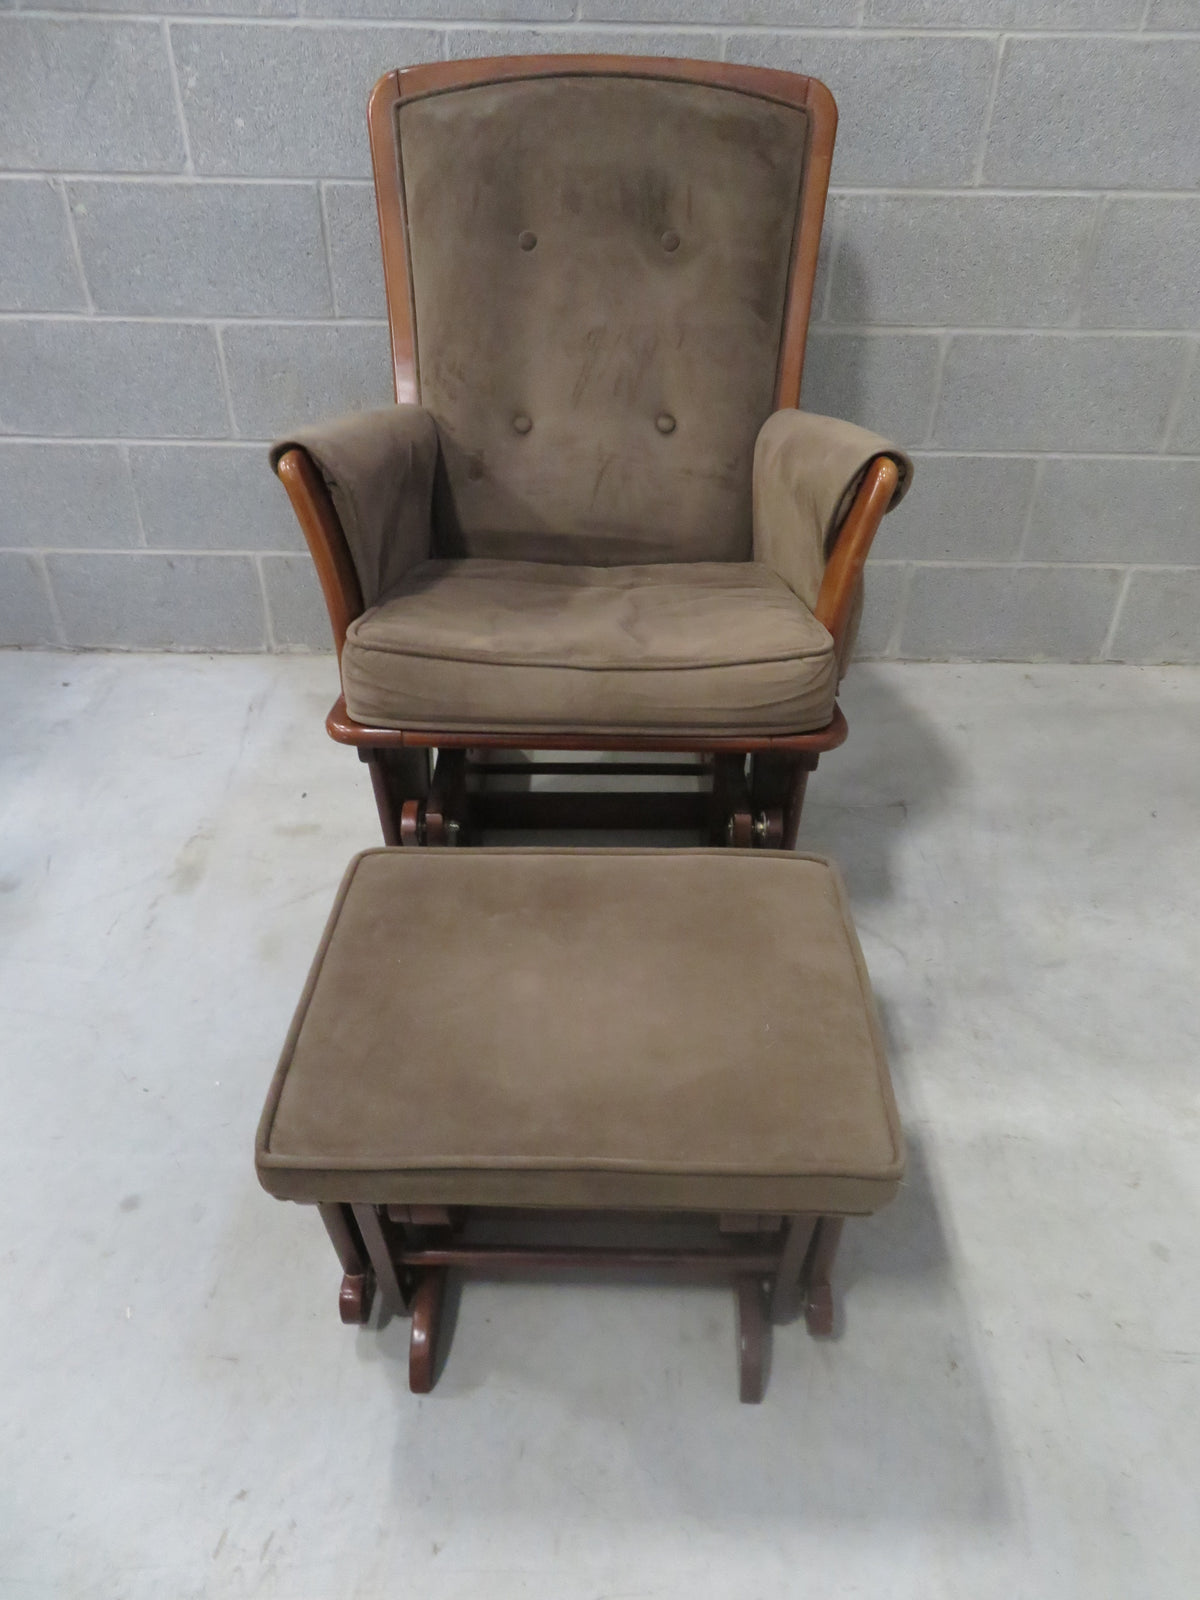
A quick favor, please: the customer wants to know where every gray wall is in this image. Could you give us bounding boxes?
[1,2,1197,662]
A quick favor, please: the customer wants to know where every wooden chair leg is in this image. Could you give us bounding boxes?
[803,1215,845,1338]
[736,1276,768,1403]
[783,755,818,851]
[362,748,430,846]
[318,1202,375,1325]
[409,1268,448,1394]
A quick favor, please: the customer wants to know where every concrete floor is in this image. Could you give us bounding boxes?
[1,653,1198,1600]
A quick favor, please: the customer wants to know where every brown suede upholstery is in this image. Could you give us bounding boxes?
[340,559,838,734]
[270,406,437,608]
[398,77,809,565]
[256,849,905,1214]
[268,64,916,736]
[753,410,913,612]
[271,408,906,734]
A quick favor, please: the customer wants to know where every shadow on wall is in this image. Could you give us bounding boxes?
[802,233,876,434]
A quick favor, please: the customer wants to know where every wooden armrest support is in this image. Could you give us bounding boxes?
[275,447,364,661]
[813,455,901,660]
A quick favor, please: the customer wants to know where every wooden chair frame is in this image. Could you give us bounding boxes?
[277,56,900,848]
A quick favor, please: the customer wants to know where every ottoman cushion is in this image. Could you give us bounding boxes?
[256,849,903,1214]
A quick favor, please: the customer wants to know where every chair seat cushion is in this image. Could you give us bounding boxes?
[256,849,904,1215]
[339,559,838,735]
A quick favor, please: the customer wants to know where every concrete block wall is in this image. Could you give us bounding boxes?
[1,3,1197,661]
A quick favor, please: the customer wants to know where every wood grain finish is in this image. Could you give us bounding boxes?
[802,1215,845,1338]
[351,1202,408,1314]
[274,448,363,660]
[814,455,902,662]
[314,1204,854,1399]
[325,697,849,756]
[408,1269,446,1394]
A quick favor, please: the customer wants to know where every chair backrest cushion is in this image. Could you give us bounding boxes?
[396,75,810,565]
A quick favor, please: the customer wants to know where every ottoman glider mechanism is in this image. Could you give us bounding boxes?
[257,849,903,1403]
[318,1202,844,1402]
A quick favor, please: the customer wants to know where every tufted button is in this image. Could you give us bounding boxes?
[656,413,676,435]
[661,229,680,252]
[518,230,537,251]
[512,413,532,434]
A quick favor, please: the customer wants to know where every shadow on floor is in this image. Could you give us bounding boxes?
[347,1117,1008,1531]
[797,664,962,909]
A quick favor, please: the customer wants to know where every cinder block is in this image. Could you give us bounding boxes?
[984,39,1200,190]
[1109,569,1200,664]
[1026,459,1200,566]
[172,23,443,178]
[882,454,1036,562]
[445,28,723,58]
[1082,201,1200,331]
[1144,1,1200,26]
[0,181,85,313]
[865,0,1143,22]
[129,445,304,551]
[69,182,331,318]
[33,0,295,12]
[0,444,140,549]
[800,331,941,448]
[47,552,267,650]
[932,335,1185,454]
[1167,357,1200,454]
[900,564,1122,661]
[306,0,570,16]
[810,216,836,324]
[221,322,393,438]
[830,196,1096,329]
[262,553,334,650]
[582,0,858,20]
[854,561,908,660]
[0,553,60,646]
[0,321,229,439]
[725,34,996,187]
[324,183,387,319]
[0,19,185,172]
[1015,0,1144,18]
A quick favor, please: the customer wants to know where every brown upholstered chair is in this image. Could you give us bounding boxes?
[272,56,913,847]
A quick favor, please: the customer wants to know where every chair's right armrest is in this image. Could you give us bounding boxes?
[270,405,440,656]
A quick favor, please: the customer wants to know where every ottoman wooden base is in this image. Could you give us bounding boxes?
[317,1201,845,1402]
[257,849,904,1403]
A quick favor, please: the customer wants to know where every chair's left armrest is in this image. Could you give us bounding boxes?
[753,409,912,670]
[271,405,440,656]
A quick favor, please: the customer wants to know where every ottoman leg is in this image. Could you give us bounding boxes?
[318,1203,375,1326]
[769,1214,818,1323]
[803,1216,845,1338]
[351,1203,409,1314]
[409,1269,448,1395]
[736,1277,769,1404]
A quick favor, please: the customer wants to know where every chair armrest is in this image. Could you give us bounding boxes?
[270,406,440,651]
[752,409,912,658]
[814,455,900,667]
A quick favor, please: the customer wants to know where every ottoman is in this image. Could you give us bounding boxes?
[256,848,903,1402]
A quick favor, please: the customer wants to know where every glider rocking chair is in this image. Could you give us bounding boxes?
[271,55,913,847]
